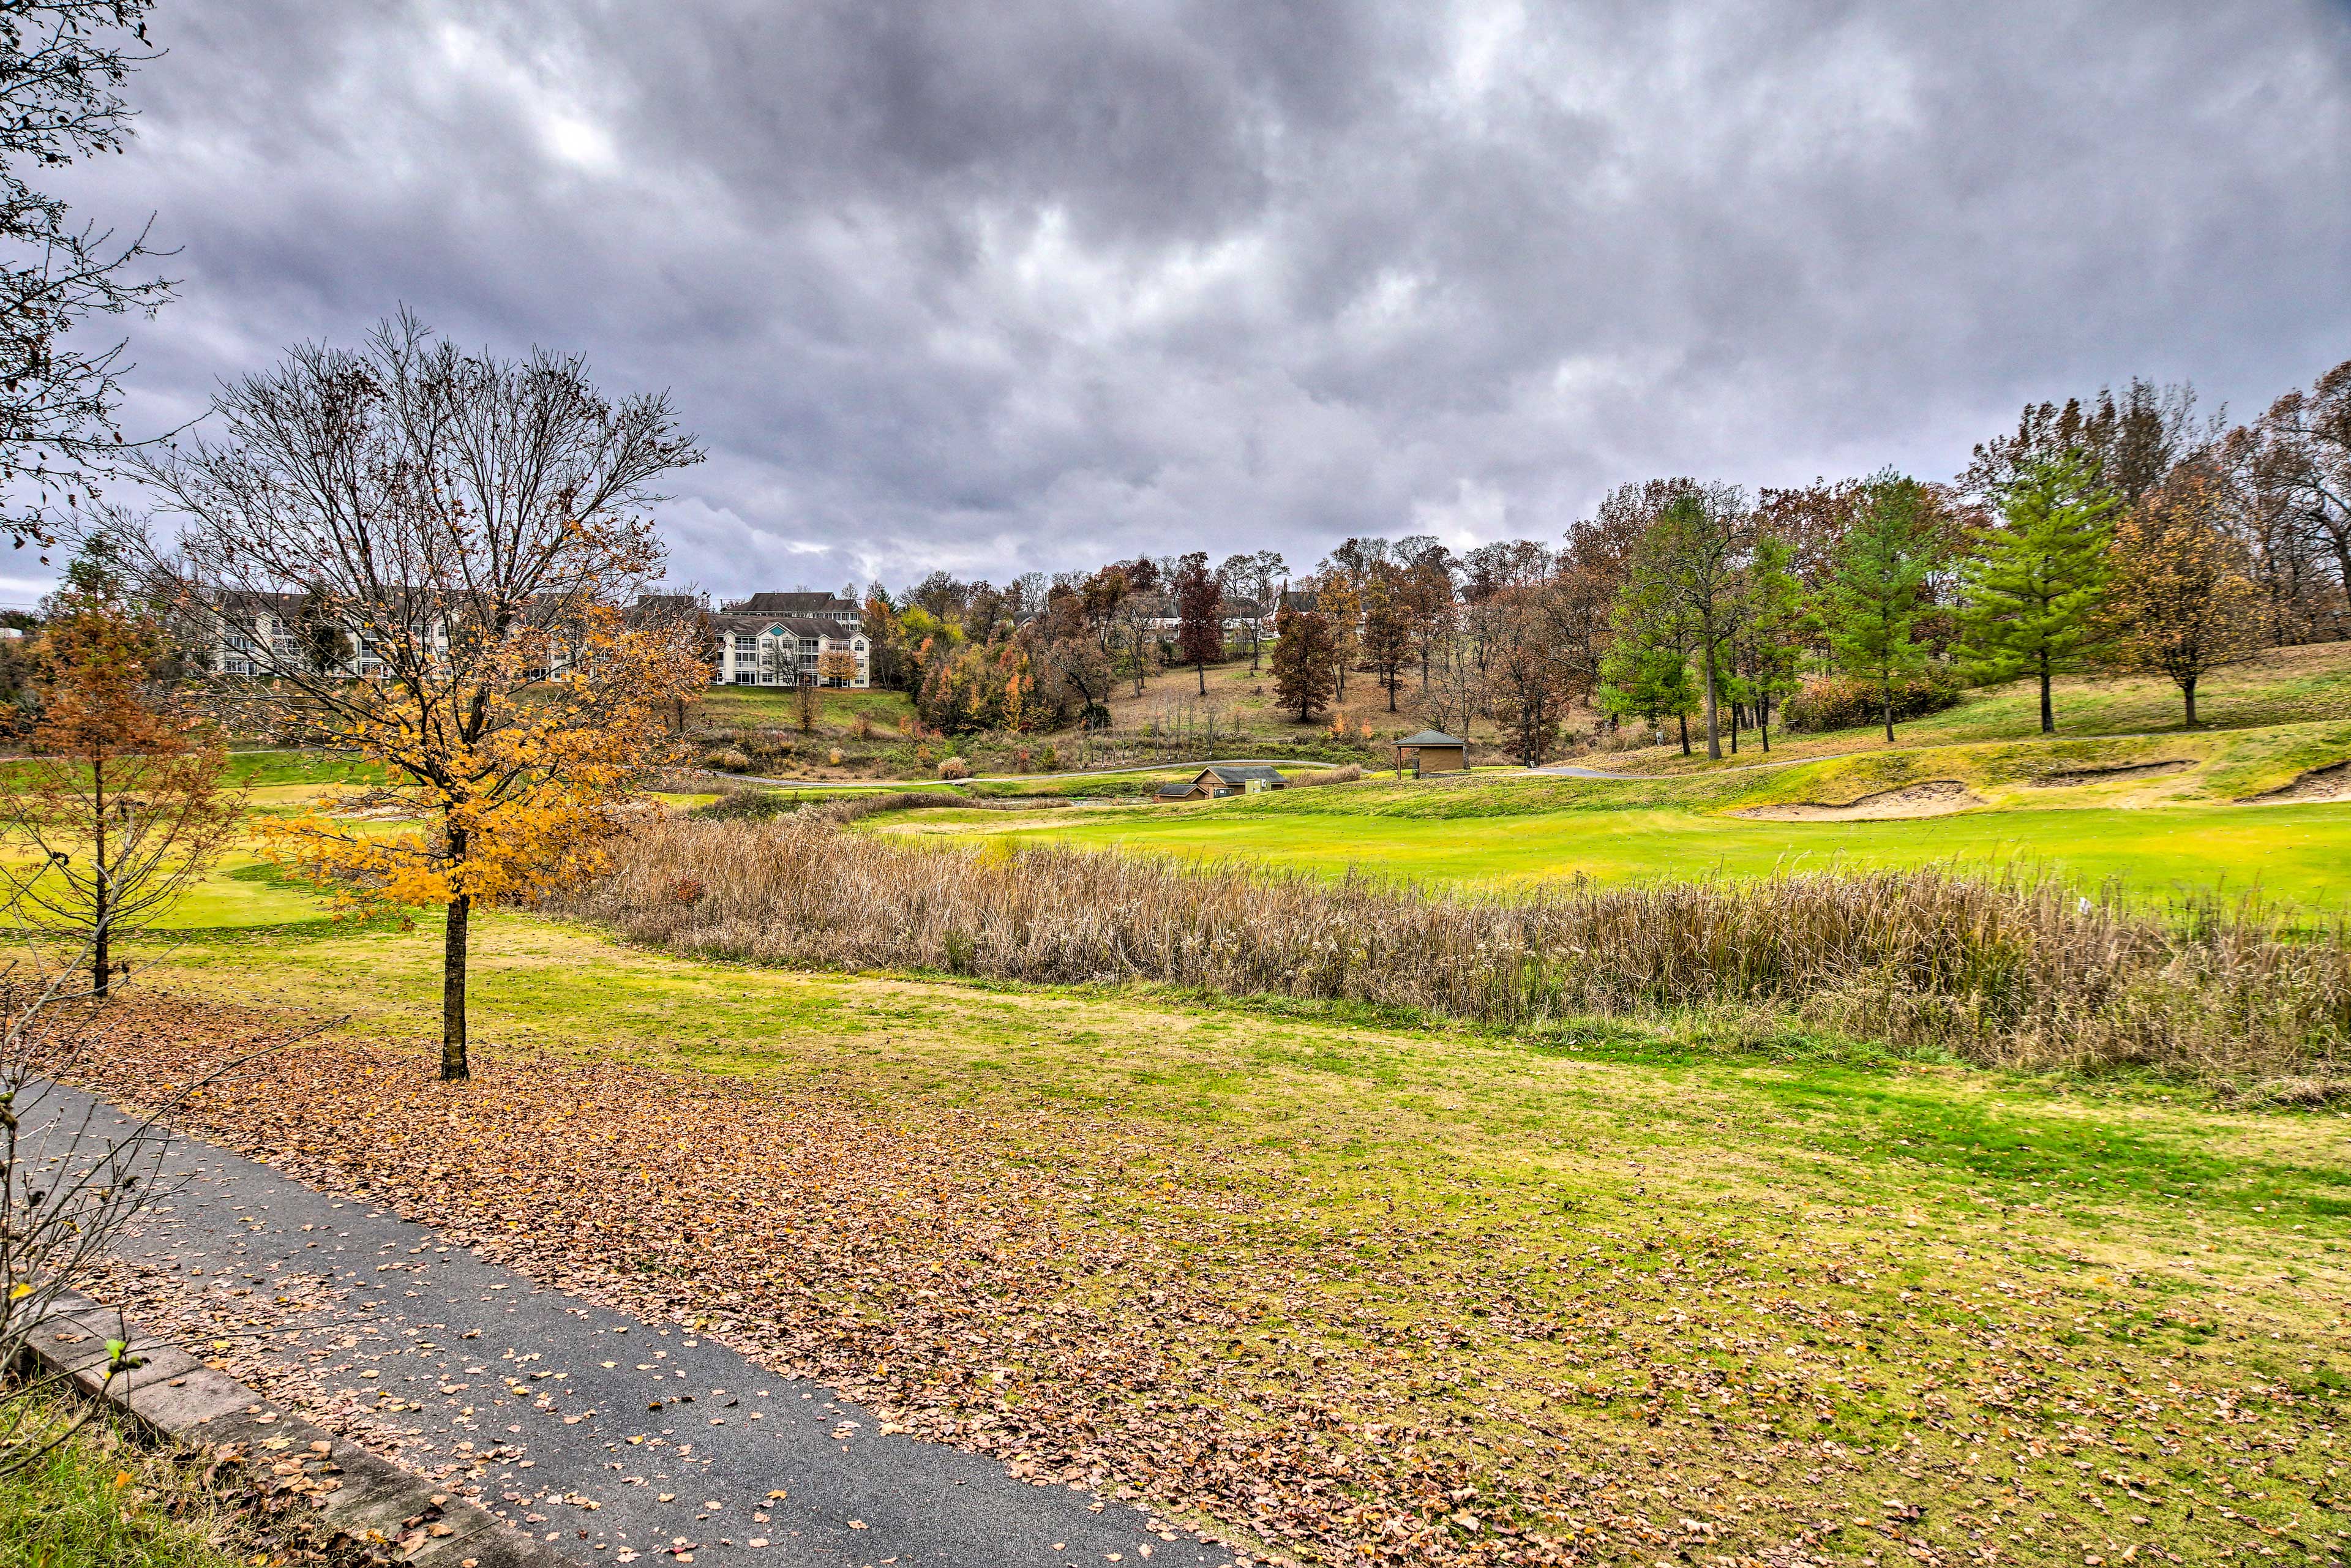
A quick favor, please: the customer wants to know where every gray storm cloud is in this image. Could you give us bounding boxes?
[29,0,2351,603]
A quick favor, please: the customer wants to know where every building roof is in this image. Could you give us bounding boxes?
[1395,729,1465,748]
[709,613,864,640]
[1201,765,1284,786]
[726,591,858,617]
[1155,781,1198,798]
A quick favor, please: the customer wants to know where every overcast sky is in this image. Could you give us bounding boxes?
[26,0,2351,606]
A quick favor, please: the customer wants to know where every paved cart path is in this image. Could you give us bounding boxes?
[45,1082,1215,1568]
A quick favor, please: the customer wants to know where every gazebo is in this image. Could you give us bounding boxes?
[1393,729,1468,777]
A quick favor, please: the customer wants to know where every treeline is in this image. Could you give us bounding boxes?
[857,361,2350,758]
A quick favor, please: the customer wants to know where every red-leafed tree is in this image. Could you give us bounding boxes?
[1171,550,1223,694]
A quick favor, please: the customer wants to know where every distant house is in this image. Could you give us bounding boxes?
[1201,764,1286,797]
[1393,730,1468,776]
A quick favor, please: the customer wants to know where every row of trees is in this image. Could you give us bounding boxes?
[856,368,2349,763]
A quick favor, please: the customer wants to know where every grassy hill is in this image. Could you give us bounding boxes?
[1606,640,2351,773]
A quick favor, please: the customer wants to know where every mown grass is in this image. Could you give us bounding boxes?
[966,795,2351,905]
[910,719,2351,905]
[128,908,2351,1562]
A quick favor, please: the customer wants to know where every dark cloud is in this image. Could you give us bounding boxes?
[23,0,2351,604]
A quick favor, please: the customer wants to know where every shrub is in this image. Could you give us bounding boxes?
[1038,746,1060,771]
[1289,763,1363,789]
[937,756,972,781]
[828,747,842,765]
[705,746,754,771]
[552,817,2351,1081]
[1781,670,1962,733]
[688,789,804,821]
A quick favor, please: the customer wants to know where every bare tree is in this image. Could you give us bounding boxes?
[0,2,176,552]
[130,312,709,1081]
[1218,550,1284,672]
[2249,361,2351,630]
[1407,620,1483,742]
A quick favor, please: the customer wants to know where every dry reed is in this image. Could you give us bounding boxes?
[1289,763,1363,788]
[547,816,2351,1080]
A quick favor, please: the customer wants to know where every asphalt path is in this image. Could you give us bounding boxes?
[47,1082,1216,1568]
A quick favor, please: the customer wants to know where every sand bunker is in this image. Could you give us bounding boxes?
[1734,780,1981,820]
[2027,759,2194,787]
[2248,760,2351,804]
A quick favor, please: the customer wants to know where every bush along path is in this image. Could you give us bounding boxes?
[45,1079,1196,1568]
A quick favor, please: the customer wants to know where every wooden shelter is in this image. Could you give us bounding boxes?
[1393,729,1468,776]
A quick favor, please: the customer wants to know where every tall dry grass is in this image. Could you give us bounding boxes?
[547,816,2351,1080]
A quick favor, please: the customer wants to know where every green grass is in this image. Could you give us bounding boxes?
[0,1395,252,1568]
[693,685,914,730]
[876,718,2351,906]
[959,796,2351,905]
[132,909,2351,1561]
[0,748,386,792]
[154,858,344,928]
[1611,640,2351,773]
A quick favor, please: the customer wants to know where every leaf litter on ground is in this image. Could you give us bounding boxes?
[58,993,2351,1567]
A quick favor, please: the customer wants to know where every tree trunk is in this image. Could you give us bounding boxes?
[2038,653,2055,734]
[1760,699,1771,754]
[1700,619,1721,760]
[1678,713,1690,756]
[92,760,110,998]
[1196,662,1206,696]
[2183,674,2198,727]
[1883,688,1895,745]
[441,891,471,1082]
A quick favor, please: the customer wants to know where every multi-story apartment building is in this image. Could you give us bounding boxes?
[207,589,871,691]
[710,612,870,688]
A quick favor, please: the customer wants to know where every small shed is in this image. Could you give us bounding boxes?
[1196,764,1287,797]
[1394,729,1468,777]
[1156,779,1210,803]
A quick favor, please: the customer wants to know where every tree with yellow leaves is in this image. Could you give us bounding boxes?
[132,312,709,1079]
[0,534,239,997]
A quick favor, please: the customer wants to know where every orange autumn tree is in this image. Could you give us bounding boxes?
[133,312,708,1080]
[0,534,239,997]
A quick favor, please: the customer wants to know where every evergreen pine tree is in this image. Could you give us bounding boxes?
[1819,471,1944,742]
[1599,576,1700,753]
[1954,452,2119,734]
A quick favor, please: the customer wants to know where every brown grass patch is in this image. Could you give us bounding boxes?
[548,816,2351,1080]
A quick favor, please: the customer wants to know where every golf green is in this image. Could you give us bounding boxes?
[994,800,2351,907]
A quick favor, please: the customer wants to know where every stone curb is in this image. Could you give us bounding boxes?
[21,1291,581,1568]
